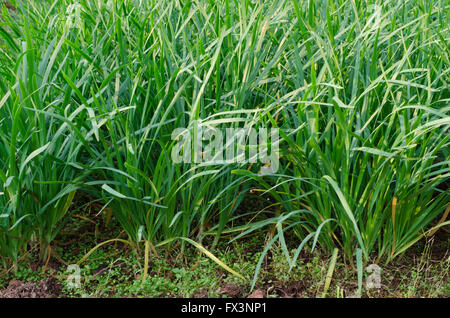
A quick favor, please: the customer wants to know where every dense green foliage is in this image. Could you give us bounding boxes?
[0,0,448,278]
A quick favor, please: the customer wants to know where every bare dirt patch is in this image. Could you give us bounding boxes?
[0,277,64,298]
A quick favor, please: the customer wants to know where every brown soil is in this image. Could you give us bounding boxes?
[0,277,63,298]
[219,284,244,298]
